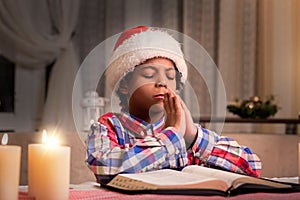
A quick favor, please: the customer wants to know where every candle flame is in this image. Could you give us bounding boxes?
[1,133,8,145]
[42,129,59,146]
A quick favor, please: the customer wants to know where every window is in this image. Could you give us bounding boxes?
[0,56,14,113]
[0,55,46,132]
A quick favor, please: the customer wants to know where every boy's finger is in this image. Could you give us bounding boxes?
[168,93,176,112]
[163,92,171,113]
[173,95,181,111]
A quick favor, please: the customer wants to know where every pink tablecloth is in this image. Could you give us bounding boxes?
[19,189,300,200]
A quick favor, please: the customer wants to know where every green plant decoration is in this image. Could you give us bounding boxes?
[227,95,278,119]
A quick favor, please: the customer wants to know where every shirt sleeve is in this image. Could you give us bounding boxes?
[86,116,188,183]
[188,125,262,177]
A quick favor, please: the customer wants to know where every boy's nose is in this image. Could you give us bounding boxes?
[155,81,167,88]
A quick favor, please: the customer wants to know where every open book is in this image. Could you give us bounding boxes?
[104,165,300,196]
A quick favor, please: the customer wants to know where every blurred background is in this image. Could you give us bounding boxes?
[0,0,299,134]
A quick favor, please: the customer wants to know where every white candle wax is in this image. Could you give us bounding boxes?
[0,144,21,200]
[28,143,70,200]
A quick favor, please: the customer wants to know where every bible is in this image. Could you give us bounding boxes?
[104,165,300,196]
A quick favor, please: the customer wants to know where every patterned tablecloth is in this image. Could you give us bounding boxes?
[18,178,300,200]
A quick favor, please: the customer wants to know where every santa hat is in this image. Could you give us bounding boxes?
[106,26,188,90]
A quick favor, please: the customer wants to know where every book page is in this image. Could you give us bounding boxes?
[182,165,243,186]
[121,169,219,185]
[108,169,229,192]
[231,177,291,189]
[182,165,291,189]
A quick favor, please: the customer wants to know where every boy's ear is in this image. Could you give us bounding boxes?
[118,80,129,95]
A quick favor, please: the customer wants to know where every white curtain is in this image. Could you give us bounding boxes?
[0,0,93,184]
[0,0,80,134]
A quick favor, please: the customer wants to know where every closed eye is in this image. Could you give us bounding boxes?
[166,69,176,80]
[139,66,156,78]
[143,74,154,79]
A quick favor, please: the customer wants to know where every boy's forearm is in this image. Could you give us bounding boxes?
[87,125,188,178]
[184,124,198,149]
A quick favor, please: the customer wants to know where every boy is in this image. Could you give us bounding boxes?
[86,26,262,185]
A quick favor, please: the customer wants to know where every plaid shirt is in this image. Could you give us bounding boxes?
[86,112,261,184]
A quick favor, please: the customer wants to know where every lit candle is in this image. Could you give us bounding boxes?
[0,133,21,200]
[28,130,71,200]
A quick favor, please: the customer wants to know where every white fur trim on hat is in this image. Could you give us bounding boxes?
[106,28,188,90]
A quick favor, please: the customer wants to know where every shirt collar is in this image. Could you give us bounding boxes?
[115,112,164,137]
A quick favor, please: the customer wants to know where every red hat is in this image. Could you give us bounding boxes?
[106,26,188,90]
[113,26,149,51]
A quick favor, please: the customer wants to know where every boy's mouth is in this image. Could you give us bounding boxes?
[153,94,165,100]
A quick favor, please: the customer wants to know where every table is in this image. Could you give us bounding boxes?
[18,179,300,200]
[197,117,300,134]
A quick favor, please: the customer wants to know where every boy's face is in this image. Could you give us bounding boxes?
[126,57,177,116]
